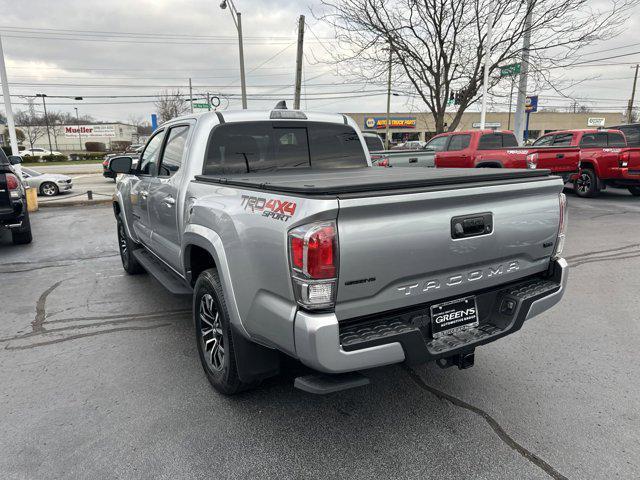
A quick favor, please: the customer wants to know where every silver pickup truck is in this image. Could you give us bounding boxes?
[109,107,568,395]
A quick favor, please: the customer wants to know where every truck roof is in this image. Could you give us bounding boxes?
[435,129,515,136]
[166,109,348,127]
[544,128,623,135]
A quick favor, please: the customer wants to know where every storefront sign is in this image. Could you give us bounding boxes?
[587,117,605,127]
[364,117,417,129]
[472,122,501,128]
[64,125,117,138]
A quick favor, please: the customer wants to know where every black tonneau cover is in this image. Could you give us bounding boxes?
[195,167,552,196]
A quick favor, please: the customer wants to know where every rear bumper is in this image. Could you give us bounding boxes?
[603,168,640,186]
[294,258,568,373]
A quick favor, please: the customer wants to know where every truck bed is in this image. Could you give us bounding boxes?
[195,167,552,197]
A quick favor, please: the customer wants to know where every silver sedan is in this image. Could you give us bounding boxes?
[21,168,73,196]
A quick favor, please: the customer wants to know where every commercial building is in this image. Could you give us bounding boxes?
[345,111,627,143]
[14,123,139,152]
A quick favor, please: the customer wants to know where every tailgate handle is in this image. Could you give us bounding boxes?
[451,212,493,239]
[556,153,565,159]
[409,157,418,163]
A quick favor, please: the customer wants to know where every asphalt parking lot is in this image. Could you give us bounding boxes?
[1,190,639,479]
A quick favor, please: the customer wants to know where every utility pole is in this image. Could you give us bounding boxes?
[507,76,515,130]
[36,93,54,153]
[513,0,534,144]
[385,48,393,149]
[293,15,305,110]
[627,64,639,123]
[220,0,247,109]
[189,78,194,113]
[74,107,82,151]
[0,36,19,156]
[479,12,495,130]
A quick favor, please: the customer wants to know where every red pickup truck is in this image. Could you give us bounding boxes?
[532,129,640,197]
[433,130,580,182]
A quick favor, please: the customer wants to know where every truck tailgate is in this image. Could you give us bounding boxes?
[335,174,563,320]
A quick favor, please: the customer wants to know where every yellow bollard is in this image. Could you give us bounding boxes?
[25,186,38,212]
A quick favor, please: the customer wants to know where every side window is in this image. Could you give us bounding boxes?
[447,134,471,151]
[607,132,627,147]
[158,125,190,177]
[502,134,518,148]
[552,133,574,146]
[579,134,598,147]
[533,135,553,146]
[138,131,165,175]
[478,134,503,150]
[425,136,448,152]
[308,123,367,168]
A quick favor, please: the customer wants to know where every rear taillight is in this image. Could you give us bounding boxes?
[619,151,630,168]
[526,152,538,169]
[553,193,567,259]
[6,173,21,199]
[288,221,338,309]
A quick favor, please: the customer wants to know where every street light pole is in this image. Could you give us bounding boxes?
[513,0,534,144]
[0,36,19,157]
[74,107,82,151]
[36,93,54,154]
[220,0,247,109]
[385,47,393,150]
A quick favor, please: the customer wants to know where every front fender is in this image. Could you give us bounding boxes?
[182,224,250,339]
[112,189,138,243]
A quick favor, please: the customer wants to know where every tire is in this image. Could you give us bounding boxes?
[194,269,255,395]
[628,186,640,196]
[116,217,144,274]
[12,211,32,245]
[574,169,599,198]
[40,181,59,197]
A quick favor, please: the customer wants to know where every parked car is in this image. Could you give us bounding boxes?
[532,129,640,197]
[391,140,426,150]
[372,133,451,168]
[108,107,568,395]
[608,123,640,147]
[21,167,73,196]
[433,130,581,182]
[21,148,63,157]
[0,152,32,244]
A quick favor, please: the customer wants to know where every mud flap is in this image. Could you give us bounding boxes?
[230,324,281,383]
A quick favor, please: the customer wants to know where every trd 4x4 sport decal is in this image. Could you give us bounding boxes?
[241,195,297,222]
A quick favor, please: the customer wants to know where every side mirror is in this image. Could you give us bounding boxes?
[8,155,23,165]
[109,156,133,174]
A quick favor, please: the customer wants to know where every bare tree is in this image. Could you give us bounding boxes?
[15,99,47,149]
[154,90,189,124]
[318,0,638,132]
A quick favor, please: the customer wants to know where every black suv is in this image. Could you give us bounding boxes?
[0,151,32,244]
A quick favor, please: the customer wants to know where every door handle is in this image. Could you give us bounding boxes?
[409,157,418,163]
[162,196,176,207]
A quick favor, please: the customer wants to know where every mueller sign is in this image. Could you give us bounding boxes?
[364,117,417,129]
[64,125,117,138]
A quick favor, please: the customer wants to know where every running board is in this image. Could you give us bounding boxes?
[294,372,370,394]
[132,248,192,295]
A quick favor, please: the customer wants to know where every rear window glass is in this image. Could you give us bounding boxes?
[533,135,553,146]
[553,133,574,146]
[447,134,471,151]
[607,132,627,147]
[478,133,517,150]
[203,122,367,175]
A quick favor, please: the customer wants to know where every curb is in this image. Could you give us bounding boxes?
[38,199,112,208]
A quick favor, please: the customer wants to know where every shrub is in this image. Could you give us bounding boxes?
[85,142,107,152]
[41,154,69,162]
[69,153,105,161]
[110,140,132,152]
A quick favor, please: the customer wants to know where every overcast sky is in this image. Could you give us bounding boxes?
[0,0,639,125]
